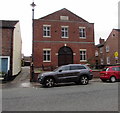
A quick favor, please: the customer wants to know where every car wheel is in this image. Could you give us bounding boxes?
[110,76,116,83]
[44,78,55,88]
[80,76,89,85]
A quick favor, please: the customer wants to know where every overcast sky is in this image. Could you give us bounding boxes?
[0,0,119,56]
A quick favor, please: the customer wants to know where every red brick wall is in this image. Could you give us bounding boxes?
[33,9,95,69]
[34,20,94,43]
[1,29,13,56]
[34,43,95,67]
[104,29,118,65]
[1,27,14,77]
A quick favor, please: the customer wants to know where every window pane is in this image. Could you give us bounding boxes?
[43,26,51,37]
[61,66,70,71]
[112,67,120,71]
[47,55,50,61]
[61,27,68,37]
[70,66,77,70]
[43,50,51,61]
[43,55,46,61]
[65,32,68,37]
[43,51,46,55]
[79,28,86,38]
[80,50,86,61]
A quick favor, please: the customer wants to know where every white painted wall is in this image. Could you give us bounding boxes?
[12,22,22,75]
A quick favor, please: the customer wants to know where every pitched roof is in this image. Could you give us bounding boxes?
[0,20,18,28]
[113,29,120,32]
[96,43,105,48]
[39,8,89,23]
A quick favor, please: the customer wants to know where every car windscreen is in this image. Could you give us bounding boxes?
[102,67,109,71]
[53,66,61,72]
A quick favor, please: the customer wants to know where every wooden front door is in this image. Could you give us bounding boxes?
[58,46,73,66]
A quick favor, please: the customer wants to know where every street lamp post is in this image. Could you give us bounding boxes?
[30,1,36,82]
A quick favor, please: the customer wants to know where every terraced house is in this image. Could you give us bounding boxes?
[0,20,22,80]
[33,8,95,73]
[95,29,120,68]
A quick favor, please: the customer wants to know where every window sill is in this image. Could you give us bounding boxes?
[61,37,69,38]
[79,37,86,39]
[43,61,51,63]
[43,36,51,38]
[80,60,87,62]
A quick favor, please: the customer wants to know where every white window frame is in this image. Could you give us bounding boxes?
[43,49,51,62]
[95,50,99,56]
[107,57,110,64]
[100,58,104,65]
[106,45,109,52]
[43,25,51,37]
[61,26,69,38]
[100,47,103,53]
[79,27,86,39]
[80,49,87,62]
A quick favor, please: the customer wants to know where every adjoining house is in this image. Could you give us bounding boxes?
[32,8,95,80]
[0,20,22,80]
[95,29,120,68]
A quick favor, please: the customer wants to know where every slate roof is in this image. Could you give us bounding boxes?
[0,20,18,28]
[39,8,89,23]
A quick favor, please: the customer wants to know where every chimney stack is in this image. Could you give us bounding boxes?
[99,37,105,44]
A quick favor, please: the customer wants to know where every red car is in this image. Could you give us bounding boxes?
[100,66,120,82]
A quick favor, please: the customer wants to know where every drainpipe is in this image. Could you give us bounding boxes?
[9,28,14,79]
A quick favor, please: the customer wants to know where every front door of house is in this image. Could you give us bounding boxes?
[0,57,9,74]
[58,46,73,66]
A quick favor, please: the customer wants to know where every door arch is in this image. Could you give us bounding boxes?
[58,46,73,66]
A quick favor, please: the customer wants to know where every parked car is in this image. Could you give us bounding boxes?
[100,66,120,82]
[38,64,93,87]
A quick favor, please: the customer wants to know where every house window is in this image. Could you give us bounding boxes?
[43,49,51,62]
[106,45,109,52]
[61,26,68,38]
[100,48,103,53]
[80,49,87,62]
[43,25,51,37]
[79,27,86,38]
[113,34,115,37]
[107,57,110,64]
[95,50,98,56]
[100,58,104,65]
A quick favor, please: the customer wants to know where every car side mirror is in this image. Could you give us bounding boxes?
[59,70,62,72]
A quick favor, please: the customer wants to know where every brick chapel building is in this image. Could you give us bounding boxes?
[33,8,95,72]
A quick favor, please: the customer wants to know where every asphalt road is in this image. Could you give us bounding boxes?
[2,81,118,111]
[1,67,119,112]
